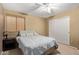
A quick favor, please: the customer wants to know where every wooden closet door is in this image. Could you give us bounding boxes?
[6,16,16,32]
[17,17,25,31]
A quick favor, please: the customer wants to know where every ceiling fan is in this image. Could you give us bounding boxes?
[35,3,55,14]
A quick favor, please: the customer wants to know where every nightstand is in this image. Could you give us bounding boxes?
[3,38,18,51]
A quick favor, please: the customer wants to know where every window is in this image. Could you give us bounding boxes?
[5,15,16,32]
[5,15,25,32]
[16,17,25,31]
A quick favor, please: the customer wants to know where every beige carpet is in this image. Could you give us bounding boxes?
[57,43,79,55]
[1,43,79,55]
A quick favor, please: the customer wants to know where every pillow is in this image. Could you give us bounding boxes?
[20,30,39,37]
[25,30,39,36]
[33,32,39,36]
[26,31,34,36]
[20,31,26,37]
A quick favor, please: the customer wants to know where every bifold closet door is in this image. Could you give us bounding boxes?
[16,17,25,31]
[49,16,70,45]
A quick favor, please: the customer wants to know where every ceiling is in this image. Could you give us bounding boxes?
[2,3,79,18]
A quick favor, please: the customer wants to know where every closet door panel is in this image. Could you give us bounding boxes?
[6,16,16,32]
[17,17,24,31]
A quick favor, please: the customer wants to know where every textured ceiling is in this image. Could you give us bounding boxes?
[2,3,79,18]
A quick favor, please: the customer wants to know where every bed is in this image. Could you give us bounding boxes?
[16,30,58,55]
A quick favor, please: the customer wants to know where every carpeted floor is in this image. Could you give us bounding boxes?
[57,43,79,55]
[1,43,79,55]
